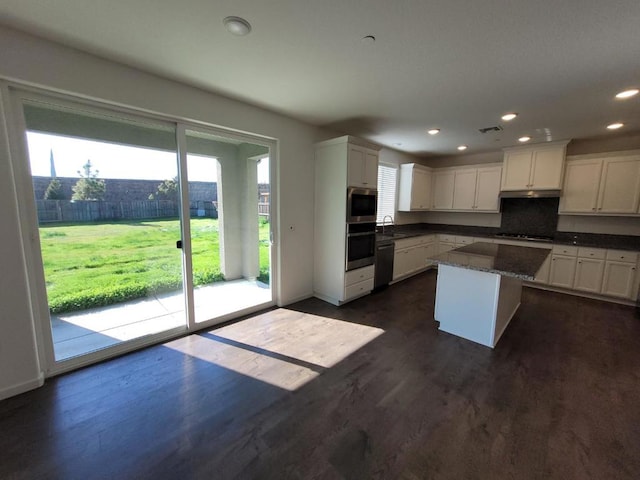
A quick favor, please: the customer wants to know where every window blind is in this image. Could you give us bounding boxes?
[377,164,397,224]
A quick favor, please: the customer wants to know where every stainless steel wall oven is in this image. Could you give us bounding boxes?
[346,222,376,271]
[347,187,377,223]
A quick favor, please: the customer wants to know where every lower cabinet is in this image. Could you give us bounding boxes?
[574,248,606,293]
[390,233,638,304]
[343,265,375,301]
[549,255,577,289]
[602,253,637,299]
[393,235,435,280]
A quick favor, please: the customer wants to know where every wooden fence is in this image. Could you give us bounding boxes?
[36,200,270,223]
[37,200,183,223]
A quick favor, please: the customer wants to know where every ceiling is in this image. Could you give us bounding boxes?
[1,0,639,157]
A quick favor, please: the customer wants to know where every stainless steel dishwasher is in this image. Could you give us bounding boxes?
[374,239,395,289]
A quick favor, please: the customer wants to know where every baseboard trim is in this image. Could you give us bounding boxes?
[0,372,45,401]
[524,282,637,307]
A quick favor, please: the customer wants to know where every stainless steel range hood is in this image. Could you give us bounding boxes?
[499,189,562,198]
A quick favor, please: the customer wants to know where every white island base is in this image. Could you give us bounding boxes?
[434,264,523,348]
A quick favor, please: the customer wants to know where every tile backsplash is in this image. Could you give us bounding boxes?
[499,197,560,237]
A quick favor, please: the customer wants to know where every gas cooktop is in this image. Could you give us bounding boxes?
[494,233,554,243]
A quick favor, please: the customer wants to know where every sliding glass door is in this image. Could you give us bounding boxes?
[21,98,186,362]
[185,128,272,324]
[10,89,276,371]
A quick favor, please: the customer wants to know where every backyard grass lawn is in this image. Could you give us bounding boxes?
[39,218,270,313]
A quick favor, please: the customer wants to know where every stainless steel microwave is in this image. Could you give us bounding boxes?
[346,187,377,223]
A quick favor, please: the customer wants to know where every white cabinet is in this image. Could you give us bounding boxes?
[344,265,375,301]
[435,165,502,212]
[533,254,551,284]
[601,250,638,299]
[398,163,432,211]
[313,136,381,305]
[549,245,578,289]
[347,144,378,188]
[432,170,455,209]
[558,158,602,213]
[452,169,477,210]
[501,141,568,191]
[573,247,606,293]
[559,153,640,215]
[393,235,435,280]
[598,156,640,214]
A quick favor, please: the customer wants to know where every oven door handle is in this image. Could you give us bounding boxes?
[347,232,376,238]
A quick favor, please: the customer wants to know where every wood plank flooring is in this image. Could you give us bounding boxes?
[1,270,639,479]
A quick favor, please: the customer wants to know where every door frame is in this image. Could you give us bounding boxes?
[4,82,278,377]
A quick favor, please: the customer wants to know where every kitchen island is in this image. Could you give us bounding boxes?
[429,242,550,348]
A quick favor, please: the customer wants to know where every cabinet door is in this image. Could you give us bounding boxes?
[533,253,551,284]
[574,258,605,293]
[474,166,502,211]
[549,255,577,288]
[501,151,532,190]
[393,249,412,280]
[348,145,378,188]
[363,150,378,187]
[597,156,640,214]
[412,168,432,209]
[437,242,455,254]
[432,170,455,209]
[559,159,602,213]
[602,261,637,299]
[452,169,477,210]
[531,148,564,189]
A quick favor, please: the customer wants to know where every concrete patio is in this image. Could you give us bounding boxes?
[51,279,272,360]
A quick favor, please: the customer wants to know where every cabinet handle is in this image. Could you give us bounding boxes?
[592,207,596,211]
[578,261,582,264]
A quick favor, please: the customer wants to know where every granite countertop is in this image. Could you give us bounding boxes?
[380,224,639,252]
[428,242,552,280]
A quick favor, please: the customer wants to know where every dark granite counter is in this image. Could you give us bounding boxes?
[382,223,639,252]
[428,242,552,280]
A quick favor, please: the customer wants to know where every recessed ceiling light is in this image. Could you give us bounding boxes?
[394,142,403,147]
[427,129,440,135]
[457,145,467,151]
[223,16,252,36]
[501,113,518,121]
[518,136,531,142]
[607,122,624,130]
[615,89,639,99]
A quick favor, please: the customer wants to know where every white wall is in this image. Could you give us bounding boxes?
[0,26,323,398]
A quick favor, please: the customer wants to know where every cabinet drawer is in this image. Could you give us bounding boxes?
[438,234,456,243]
[344,278,374,301]
[395,237,419,250]
[345,265,375,286]
[552,245,578,256]
[606,250,638,263]
[577,247,606,260]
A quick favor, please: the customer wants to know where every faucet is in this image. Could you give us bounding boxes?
[382,215,394,235]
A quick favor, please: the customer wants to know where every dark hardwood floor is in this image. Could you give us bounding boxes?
[1,270,639,479]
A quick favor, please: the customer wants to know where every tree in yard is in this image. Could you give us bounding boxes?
[149,177,179,201]
[44,178,65,200]
[71,160,106,201]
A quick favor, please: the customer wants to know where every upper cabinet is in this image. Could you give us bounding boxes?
[347,143,378,188]
[559,151,640,215]
[398,163,432,211]
[431,170,456,210]
[474,166,503,211]
[501,141,569,191]
[433,165,502,212]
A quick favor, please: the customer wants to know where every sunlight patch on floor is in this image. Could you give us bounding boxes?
[166,309,385,391]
